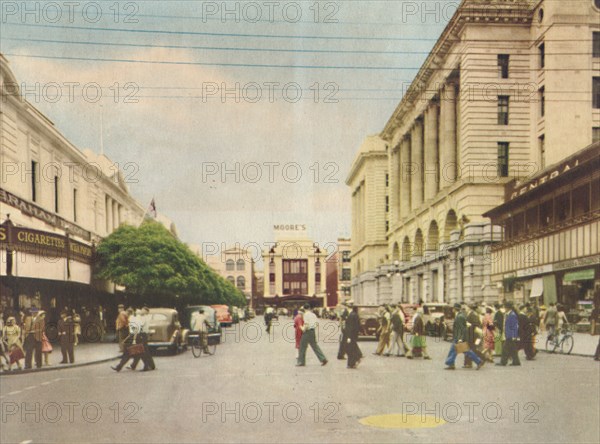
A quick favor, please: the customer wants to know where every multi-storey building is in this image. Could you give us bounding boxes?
[0,54,173,314]
[337,237,352,302]
[347,0,600,305]
[204,246,255,306]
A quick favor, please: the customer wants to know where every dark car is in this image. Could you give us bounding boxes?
[146,308,189,354]
[355,305,381,340]
[182,305,222,346]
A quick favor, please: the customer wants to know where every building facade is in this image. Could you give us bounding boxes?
[0,54,168,315]
[337,237,352,302]
[204,246,256,306]
[347,0,600,305]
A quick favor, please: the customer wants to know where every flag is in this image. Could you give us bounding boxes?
[148,198,157,219]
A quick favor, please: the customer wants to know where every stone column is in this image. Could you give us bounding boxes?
[389,144,400,226]
[424,103,439,201]
[440,83,457,188]
[113,200,119,231]
[400,138,411,218]
[410,120,424,210]
[106,196,113,233]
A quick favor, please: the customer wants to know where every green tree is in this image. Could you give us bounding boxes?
[95,221,246,307]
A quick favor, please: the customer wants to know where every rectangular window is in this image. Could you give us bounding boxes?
[341,269,351,281]
[593,77,600,109]
[385,220,389,232]
[497,142,509,177]
[385,173,389,187]
[31,161,38,202]
[498,95,509,125]
[385,195,389,212]
[525,206,539,232]
[498,54,509,78]
[554,192,571,223]
[594,32,600,58]
[54,176,59,213]
[73,189,78,222]
[593,127,600,143]
[540,199,553,228]
[539,43,545,69]
[572,184,590,218]
[538,135,545,170]
[539,87,545,117]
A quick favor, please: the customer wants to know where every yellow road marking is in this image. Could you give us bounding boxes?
[359,413,446,429]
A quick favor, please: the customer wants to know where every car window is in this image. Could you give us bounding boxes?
[149,313,169,322]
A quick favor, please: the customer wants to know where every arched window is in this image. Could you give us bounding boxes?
[227,276,235,285]
[402,237,411,261]
[443,210,458,242]
[236,259,245,271]
[236,276,246,290]
[413,229,424,257]
[392,242,400,261]
[427,220,439,251]
[226,259,235,271]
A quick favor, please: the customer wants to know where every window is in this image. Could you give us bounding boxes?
[539,43,545,69]
[342,251,351,262]
[554,192,571,223]
[572,184,590,218]
[539,87,545,117]
[236,276,246,290]
[54,176,59,213]
[592,178,600,211]
[385,173,389,187]
[385,220,389,232]
[30,161,38,202]
[227,276,235,285]
[226,259,235,271]
[593,77,600,109]
[594,32,600,58]
[540,199,553,228]
[498,54,509,78]
[385,195,389,212]
[236,259,245,271]
[594,128,600,143]
[538,135,545,170]
[596,0,600,10]
[73,189,78,222]
[513,212,525,238]
[498,96,509,125]
[341,268,351,281]
[497,142,509,177]
[525,206,539,231]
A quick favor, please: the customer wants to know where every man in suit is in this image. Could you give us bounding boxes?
[464,303,483,368]
[337,301,350,360]
[497,301,521,366]
[445,304,484,370]
[24,309,44,369]
[58,310,75,364]
[518,305,536,360]
[345,305,362,369]
[387,303,409,357]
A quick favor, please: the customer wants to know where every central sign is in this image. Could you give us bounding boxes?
[273,224,307,231]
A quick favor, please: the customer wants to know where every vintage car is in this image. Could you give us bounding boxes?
[146,308,189,354]
[355,305,381,340]
[182,305,222,346]
[422,303,454,337]
[211,304,233,327]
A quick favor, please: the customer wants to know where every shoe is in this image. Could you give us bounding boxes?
[510,363,521,366]
[321,360,328,366]
[495,363,506,366]
[347,365,357,369]
[444,365,455,370]
[337,357,345,360]
[383,353,390,357]
[59,360,67,364]
[141,368,150,372]
[476,361,485,370]
[406,355,413,360]
[295,364,305,367]
[424,356,431,360]
[126,365,135,371]
[111,366,121,372]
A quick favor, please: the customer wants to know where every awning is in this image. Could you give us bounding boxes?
[530,277,544,298]
[563,269,595,282]
[542,275,557,305]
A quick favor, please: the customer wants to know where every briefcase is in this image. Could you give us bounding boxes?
[127,344,145,357]
[455,342,470,353]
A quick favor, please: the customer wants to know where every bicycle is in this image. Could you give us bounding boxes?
[190,332,218,358]
[545,325,574,354]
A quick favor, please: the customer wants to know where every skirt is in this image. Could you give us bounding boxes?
[411,335,427,348]
[41,334,53,353]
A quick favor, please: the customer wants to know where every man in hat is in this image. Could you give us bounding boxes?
[296,304,328,367]
[497,301,521,366]
[464,303,483,368]
[115,304,129,353]
[337,301,351,360]
[345,305,362,369]
[387,303,409,357]
[58,310,75,364]
[445,303,485,370]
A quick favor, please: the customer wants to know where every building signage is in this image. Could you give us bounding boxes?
[553,255,600,272]
[516,264,553,278]
[0,187,91,241]
[0,224,94,264]
[273,224,307,231]
[508,159,579,201]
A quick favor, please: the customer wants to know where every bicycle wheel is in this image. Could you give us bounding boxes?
[208,343,217,355]
[561,335,574,354]
[545,337,556,353]
[191,337,202,358]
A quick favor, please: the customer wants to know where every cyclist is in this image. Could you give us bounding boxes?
[556,304,570,336]
[191,308,211,355]
[544,303,559,339]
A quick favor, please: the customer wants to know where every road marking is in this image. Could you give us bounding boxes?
[360,413,446,429]
[41,381,53,385]
[7,391,22,395]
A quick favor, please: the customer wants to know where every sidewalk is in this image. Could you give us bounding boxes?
[0,342,120,376]
[537,332,599,357]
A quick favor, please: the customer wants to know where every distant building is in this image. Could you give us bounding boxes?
[203,246,256,306]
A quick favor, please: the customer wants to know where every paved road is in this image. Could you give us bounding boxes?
[1,319,598,444]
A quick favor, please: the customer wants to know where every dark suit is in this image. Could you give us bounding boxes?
[345,311,362,368]
[518,312,535,360]
[24,315,44,369]
[464,310,483,367]
[58,317,75,363]
[337,308,349,359]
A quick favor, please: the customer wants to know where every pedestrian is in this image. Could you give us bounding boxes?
[556,304,569,332]
[406,307,430,360]
[445,303,484,370]
[294,308,304,360]
[129,307,155,371]
[115,304,129,353]
[544,303,558,339]
[374,305,391,356]
[2,317,23,371]
[296,304,328,367]
[264,307,274,334]
[481,307,495,363]
[464,303,483,368]
[24,308,44,369]
[493,302,505,356]
[191,308,211,355]
[497,301,521,366]
[387,303,409,357]
[336,301,350,360]
[345,305,362,369]
[58,310,75,364]
[38,312,53,366]
[518,306,536,360]
[72,308,82,345]
[112,309,145,372]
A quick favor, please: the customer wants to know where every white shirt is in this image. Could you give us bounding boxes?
[191,313,208,333]
[303,311,318,330]
[129,314,141,334]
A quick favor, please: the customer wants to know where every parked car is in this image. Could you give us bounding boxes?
[231,306,240,324]
[182,305,222,345]
[146,308,189,354]
[211,304,233,327]
[355,305,381,340]
[422,303,453,337]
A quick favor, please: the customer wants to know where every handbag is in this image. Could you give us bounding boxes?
[127,344,145,357]
[455,341,470,353]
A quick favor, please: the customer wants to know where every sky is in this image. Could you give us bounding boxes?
[0,0,450,260]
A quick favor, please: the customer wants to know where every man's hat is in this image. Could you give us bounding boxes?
[453,303,462,310]
[118,304,125,308]
[347,300,354,306]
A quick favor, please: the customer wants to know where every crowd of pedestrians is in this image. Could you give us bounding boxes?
[111,305,156,372]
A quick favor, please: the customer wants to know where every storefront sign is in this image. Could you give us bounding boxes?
[0,224,94,264]
[563,269,595,282]
[516,264,553,278]
[553,255,600,271]
[508,159,579,201]
[0,187,91,240]
[274,224,307,231]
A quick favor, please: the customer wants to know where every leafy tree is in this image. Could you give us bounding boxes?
[95,221,246,307]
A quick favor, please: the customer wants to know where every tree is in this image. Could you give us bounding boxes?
[95,221,246,307]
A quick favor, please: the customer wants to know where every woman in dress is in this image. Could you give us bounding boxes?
[482,307,496,362]
[294,308,304,361]
[38,312,53,366]
[2,317,24,370]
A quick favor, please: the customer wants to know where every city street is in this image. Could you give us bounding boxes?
[1,319,599,444]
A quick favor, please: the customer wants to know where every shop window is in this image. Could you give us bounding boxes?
[572,184,590,218]
[591,178,600,211]
[554,192,571,223]
[540,199,553,228]
[525,206,539,231]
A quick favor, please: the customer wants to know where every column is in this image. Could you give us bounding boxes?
[106,196,113,233]
[424,103,439,201]
[410,120,424,210]
[400,138,411,218]
[389,143,400,226]
[112,200,119,231]
[440,83,457,188]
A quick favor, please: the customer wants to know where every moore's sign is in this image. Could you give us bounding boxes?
[274,224,307,231]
